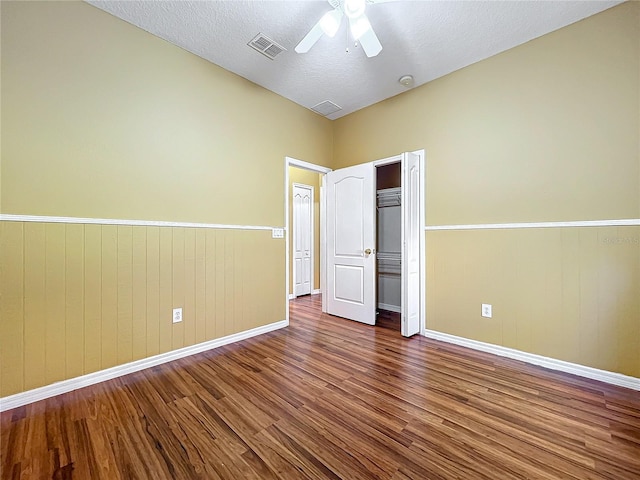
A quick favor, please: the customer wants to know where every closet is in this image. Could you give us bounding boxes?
[376,163,401,314]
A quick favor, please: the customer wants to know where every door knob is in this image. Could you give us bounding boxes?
[364,248,372,255]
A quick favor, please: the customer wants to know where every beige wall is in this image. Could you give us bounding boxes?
[333,2,640,376]
[334,2,639,225]
[1,1,332,224]
[0,1,331,397]
[288,167,322,295]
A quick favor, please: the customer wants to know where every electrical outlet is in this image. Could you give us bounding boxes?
[481,304,492,318]
[173,307,183,324]
[272,228,284,238]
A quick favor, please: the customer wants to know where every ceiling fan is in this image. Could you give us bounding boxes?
[295,0,384,58]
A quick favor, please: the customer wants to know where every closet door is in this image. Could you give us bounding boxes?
[401,152,421,337]
[326,163,376,325]
[293,184,313,297]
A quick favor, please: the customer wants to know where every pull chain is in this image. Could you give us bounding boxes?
[345,22,358,54]
[345,21,350,53]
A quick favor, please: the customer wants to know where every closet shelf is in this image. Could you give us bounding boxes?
[377,187,401,207]
[377,251,401,261]
[377,251,401,275]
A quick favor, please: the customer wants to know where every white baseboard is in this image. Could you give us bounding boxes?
[0,319,288,412]
[312,289,321,295]
[424,329,640,391]
[289,293,295,300]
[378,303,401,313]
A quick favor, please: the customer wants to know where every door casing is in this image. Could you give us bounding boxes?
[373,151,426,336]
[284,157,332,325]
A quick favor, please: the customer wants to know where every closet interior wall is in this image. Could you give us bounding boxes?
[376,163,402,313]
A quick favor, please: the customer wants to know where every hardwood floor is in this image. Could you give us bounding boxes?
[2,294,639,479]
[376,309,401,331]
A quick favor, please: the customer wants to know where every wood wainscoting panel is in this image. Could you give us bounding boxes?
[0,221,285,398]
[426,226,640,377]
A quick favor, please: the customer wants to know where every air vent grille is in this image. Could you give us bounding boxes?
[311,101,343,117]
[248,33,286,60]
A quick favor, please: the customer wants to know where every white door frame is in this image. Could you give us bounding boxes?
[292,182,314,298]
[284,157,332,324]
[373,150,426,335]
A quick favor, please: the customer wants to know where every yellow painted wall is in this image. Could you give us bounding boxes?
[333,2,639,225]
[288,167,322,294]
[1,1,332,224]
[0,1,330,397]
[333,2,640,376]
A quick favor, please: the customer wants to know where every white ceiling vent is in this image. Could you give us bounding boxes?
[248,33,286,60]
[311,101,342,117]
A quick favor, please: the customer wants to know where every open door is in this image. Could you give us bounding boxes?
[401,152,421,337]
[326,163,376,325]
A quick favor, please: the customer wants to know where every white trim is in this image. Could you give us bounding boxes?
[415,150,427,337]
[320,176,327,313]
[425,219,640,231]
[285,161,291,322]
[0,214,281,231]
[288,294,295,300]
[378,303,401,313]
[287,157,332,174]
[424,329,640,391]
[373,154,403,167]
[0,320,288,412]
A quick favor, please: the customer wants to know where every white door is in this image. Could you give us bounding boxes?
[293,184,313,297]
[326,163,376,325]
[401,152,421,337]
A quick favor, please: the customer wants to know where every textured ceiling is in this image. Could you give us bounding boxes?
[86,0,622,120]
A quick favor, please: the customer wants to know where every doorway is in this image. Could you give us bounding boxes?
[323,151,425,337]
[284,157,331,324]
[284,151,425,337]
[376,162,402,332]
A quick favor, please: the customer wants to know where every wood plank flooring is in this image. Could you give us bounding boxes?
[2,294,639,479]
[376,309,401,332]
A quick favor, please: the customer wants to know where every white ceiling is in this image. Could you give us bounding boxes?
[86,0,622,120]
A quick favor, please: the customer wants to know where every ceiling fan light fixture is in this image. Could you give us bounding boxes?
[343,0,366,19]
[349,15,371,40]
[320,9,342,37]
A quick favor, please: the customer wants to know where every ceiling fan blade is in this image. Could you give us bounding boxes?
[295,21,324,53]
[351,15,382,57]
[296,9,343,54]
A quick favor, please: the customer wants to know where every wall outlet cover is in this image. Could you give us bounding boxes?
[481,304,492,318]
[173,307,183,323]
